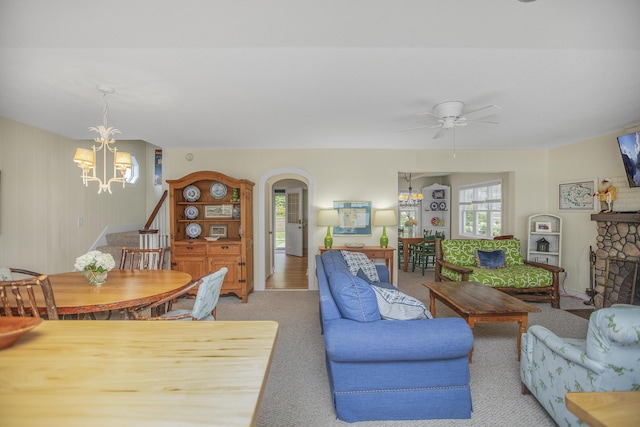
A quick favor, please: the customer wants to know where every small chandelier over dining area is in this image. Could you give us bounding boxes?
[398,173,423,207]
[73,86,132,194]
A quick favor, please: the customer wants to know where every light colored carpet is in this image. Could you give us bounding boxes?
[204,270,589,426]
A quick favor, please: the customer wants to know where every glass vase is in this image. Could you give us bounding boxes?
[84,269,108,285]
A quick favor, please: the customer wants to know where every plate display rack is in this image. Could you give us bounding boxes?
[422,183,450,238]
[167,171,254,302]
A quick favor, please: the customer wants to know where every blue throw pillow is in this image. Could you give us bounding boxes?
[328,270,381,322]
[475,249,507,269]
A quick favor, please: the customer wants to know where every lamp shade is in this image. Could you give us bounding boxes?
[114,151,132,167]
[73,148,95,167]
[318,209,340,226]
[373,210,397,226]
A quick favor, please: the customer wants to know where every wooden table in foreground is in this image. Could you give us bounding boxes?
[398,237,423,272]
[0,320,278,427]
[423,281,541,362]
[319,246,396,283]
[45,270,192,315]
[566,391,640,427]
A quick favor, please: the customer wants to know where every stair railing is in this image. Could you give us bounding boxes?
[139,190,169,250]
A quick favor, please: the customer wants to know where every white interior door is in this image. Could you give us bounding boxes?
[285,187,304,257]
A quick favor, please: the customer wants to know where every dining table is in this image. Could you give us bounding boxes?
[398,236,424,272]
[0,319,279,427]
[43,269,193,316]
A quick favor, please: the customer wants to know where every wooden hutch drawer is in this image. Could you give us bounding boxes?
[173,243,207,256]
[208,244,241,255]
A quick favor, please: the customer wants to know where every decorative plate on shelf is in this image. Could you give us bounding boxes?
[430,201,440,211]
[184,205,199,219]
[432,190,445,199]
[186,223,202,239]
[439,201,447,211]
[183,185,201,202]
[210,181,228,199]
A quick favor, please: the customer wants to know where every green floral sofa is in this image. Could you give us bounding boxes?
[520,304,640,427]
[434,238,564,308]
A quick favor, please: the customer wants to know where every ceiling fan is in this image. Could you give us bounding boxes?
[399,101,501,139]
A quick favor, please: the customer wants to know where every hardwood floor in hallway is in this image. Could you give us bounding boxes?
[265,250,308,290]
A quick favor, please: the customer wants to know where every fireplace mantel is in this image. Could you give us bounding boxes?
[591,213,640,223]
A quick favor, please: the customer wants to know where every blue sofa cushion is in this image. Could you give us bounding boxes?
[328,270,381,322]
[475,249,507,269]
[371,286,433,320]
[356,268,377,284]
[321,250,351,276]
[341,250,380,282]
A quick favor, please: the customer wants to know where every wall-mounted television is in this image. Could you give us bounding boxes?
[616,131,640,187]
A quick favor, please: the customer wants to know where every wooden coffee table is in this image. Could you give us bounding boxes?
[423,281,542,362]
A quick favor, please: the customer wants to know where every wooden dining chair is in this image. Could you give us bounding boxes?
[119,247,166,270]
[0,274,59,320]
[128,268,228,321]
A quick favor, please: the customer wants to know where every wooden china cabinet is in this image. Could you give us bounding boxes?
[167,171,254,302]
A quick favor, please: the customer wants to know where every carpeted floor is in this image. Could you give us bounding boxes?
[564,308,595,320]
[200,269,589,426]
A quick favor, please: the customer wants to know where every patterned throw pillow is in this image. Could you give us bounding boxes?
[370,286,433,320]
[475,249,507,269]
[341,250,380,282]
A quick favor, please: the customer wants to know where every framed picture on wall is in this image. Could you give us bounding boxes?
[558,179,597,211]
[333,201,372,236]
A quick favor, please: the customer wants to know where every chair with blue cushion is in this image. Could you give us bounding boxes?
[520,304,640,427]
[128,267,227,320]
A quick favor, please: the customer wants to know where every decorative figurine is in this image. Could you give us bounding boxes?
[593,179,616,213]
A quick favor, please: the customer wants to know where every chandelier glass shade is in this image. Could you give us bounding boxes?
[73,88,132,194]
[398,173,423,207]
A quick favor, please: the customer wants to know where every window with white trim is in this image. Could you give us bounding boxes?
[459,180,502,238]
[124,154,139,184]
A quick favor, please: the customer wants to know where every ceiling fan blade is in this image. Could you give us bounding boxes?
[416,111,442,119]
[472,120,499,125]
[463,105,501,122]
[433,128,448,139]
[397,124,442,132]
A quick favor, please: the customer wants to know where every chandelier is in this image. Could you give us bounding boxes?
[73,87,132,194]
[398,173,423,207]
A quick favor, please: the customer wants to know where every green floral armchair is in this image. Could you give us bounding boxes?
[520,304,640,427]
[435,238,564,308]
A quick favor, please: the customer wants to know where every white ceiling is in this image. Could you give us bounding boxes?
[1,0,639,151]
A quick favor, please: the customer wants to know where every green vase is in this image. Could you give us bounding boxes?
[324,226,333,248]
[380,226,389,248]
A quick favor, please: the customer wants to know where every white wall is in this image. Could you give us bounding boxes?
[164,148,550,288]
[548,129,640,296]
[0,117,150,274]
[4,115,636,296]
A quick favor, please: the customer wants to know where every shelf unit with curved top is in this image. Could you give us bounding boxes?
[527,213,562,267]
[422,183,450,238]
[167,170,254,302]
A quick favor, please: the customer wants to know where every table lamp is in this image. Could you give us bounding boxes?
[318,209,340,248]
[374,210,397,248]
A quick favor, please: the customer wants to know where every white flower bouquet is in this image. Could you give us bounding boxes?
[74,250,116,273]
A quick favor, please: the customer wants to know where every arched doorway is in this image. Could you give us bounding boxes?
[256,168,316,291]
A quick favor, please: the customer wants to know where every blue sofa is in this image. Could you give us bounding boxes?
[316,250,474,422]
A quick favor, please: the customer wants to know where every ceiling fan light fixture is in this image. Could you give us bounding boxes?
[434,101,464,119]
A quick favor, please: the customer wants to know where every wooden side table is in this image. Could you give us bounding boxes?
[319,246,395,283]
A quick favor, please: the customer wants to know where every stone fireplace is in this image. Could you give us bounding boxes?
[592,213,640,308]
